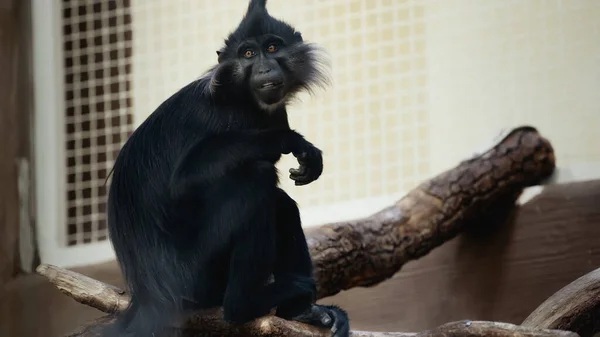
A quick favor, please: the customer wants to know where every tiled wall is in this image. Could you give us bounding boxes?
[129,0,600,218]
[425,1,600,174]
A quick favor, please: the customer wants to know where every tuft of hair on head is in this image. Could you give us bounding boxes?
[220,0,298,57]
[247,0,267,12]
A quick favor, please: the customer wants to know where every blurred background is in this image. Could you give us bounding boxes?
[1,0,599,336]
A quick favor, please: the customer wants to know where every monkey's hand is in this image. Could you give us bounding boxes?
[279,130,323,186]
[289,145,323,186]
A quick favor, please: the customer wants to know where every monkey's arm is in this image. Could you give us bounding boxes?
[169,130,281,194]
[169,129,314,197]
[271,113,324,186]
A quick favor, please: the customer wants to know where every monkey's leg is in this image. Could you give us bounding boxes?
[219,162,290,323]
[272,188,316,319]
[271,188,351,337]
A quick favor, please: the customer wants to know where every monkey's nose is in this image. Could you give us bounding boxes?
[258,68,271,74]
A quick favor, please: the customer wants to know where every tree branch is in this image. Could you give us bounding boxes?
[36,125,563,337]
[309,125,556,298]
[522,267,600,336]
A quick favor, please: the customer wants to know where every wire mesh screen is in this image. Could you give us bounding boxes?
[62,0,134,246]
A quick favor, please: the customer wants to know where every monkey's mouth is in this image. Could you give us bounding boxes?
[254,80,286,106]
[259,81,283,90]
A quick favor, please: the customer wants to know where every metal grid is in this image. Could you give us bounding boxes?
[62,0,134,246]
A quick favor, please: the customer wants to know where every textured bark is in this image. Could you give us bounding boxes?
[412,321,578,337]
[36,125,561,336]
[36,264,129,314]
[522,267,600,337]
[308,125,556,298]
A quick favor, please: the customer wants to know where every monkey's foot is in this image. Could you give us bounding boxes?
[289,304,350,337]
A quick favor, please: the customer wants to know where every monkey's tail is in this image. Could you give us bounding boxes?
[96,297,181,337]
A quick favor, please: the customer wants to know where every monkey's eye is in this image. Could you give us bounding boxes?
[243,49,255,58]
[266,43,278,53]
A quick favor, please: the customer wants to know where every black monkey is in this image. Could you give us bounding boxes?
[101,1,350,337]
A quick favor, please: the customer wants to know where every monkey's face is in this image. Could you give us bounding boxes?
[211,34,329,112]
[239,35,289,108]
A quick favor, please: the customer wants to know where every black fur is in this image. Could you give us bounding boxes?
[101,1,349,336]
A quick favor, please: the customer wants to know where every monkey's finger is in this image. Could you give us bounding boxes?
[293,166,310,178]
[289,165,307,177]
[290,175,307,184]
[291,175,312,185]
[289,171,307,184]
[291,173,310,185]
[292,172,316,186]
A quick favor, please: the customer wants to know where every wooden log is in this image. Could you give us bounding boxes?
[36,125,560,336]
[522,267,600,337]
[309,125,556,298]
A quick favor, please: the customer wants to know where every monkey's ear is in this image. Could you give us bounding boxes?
[294,31,303,42]
[216,49,225,63]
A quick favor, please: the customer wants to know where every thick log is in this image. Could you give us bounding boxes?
[309,125,555,298]
[522,267,600,337]
[36,126,559,336]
